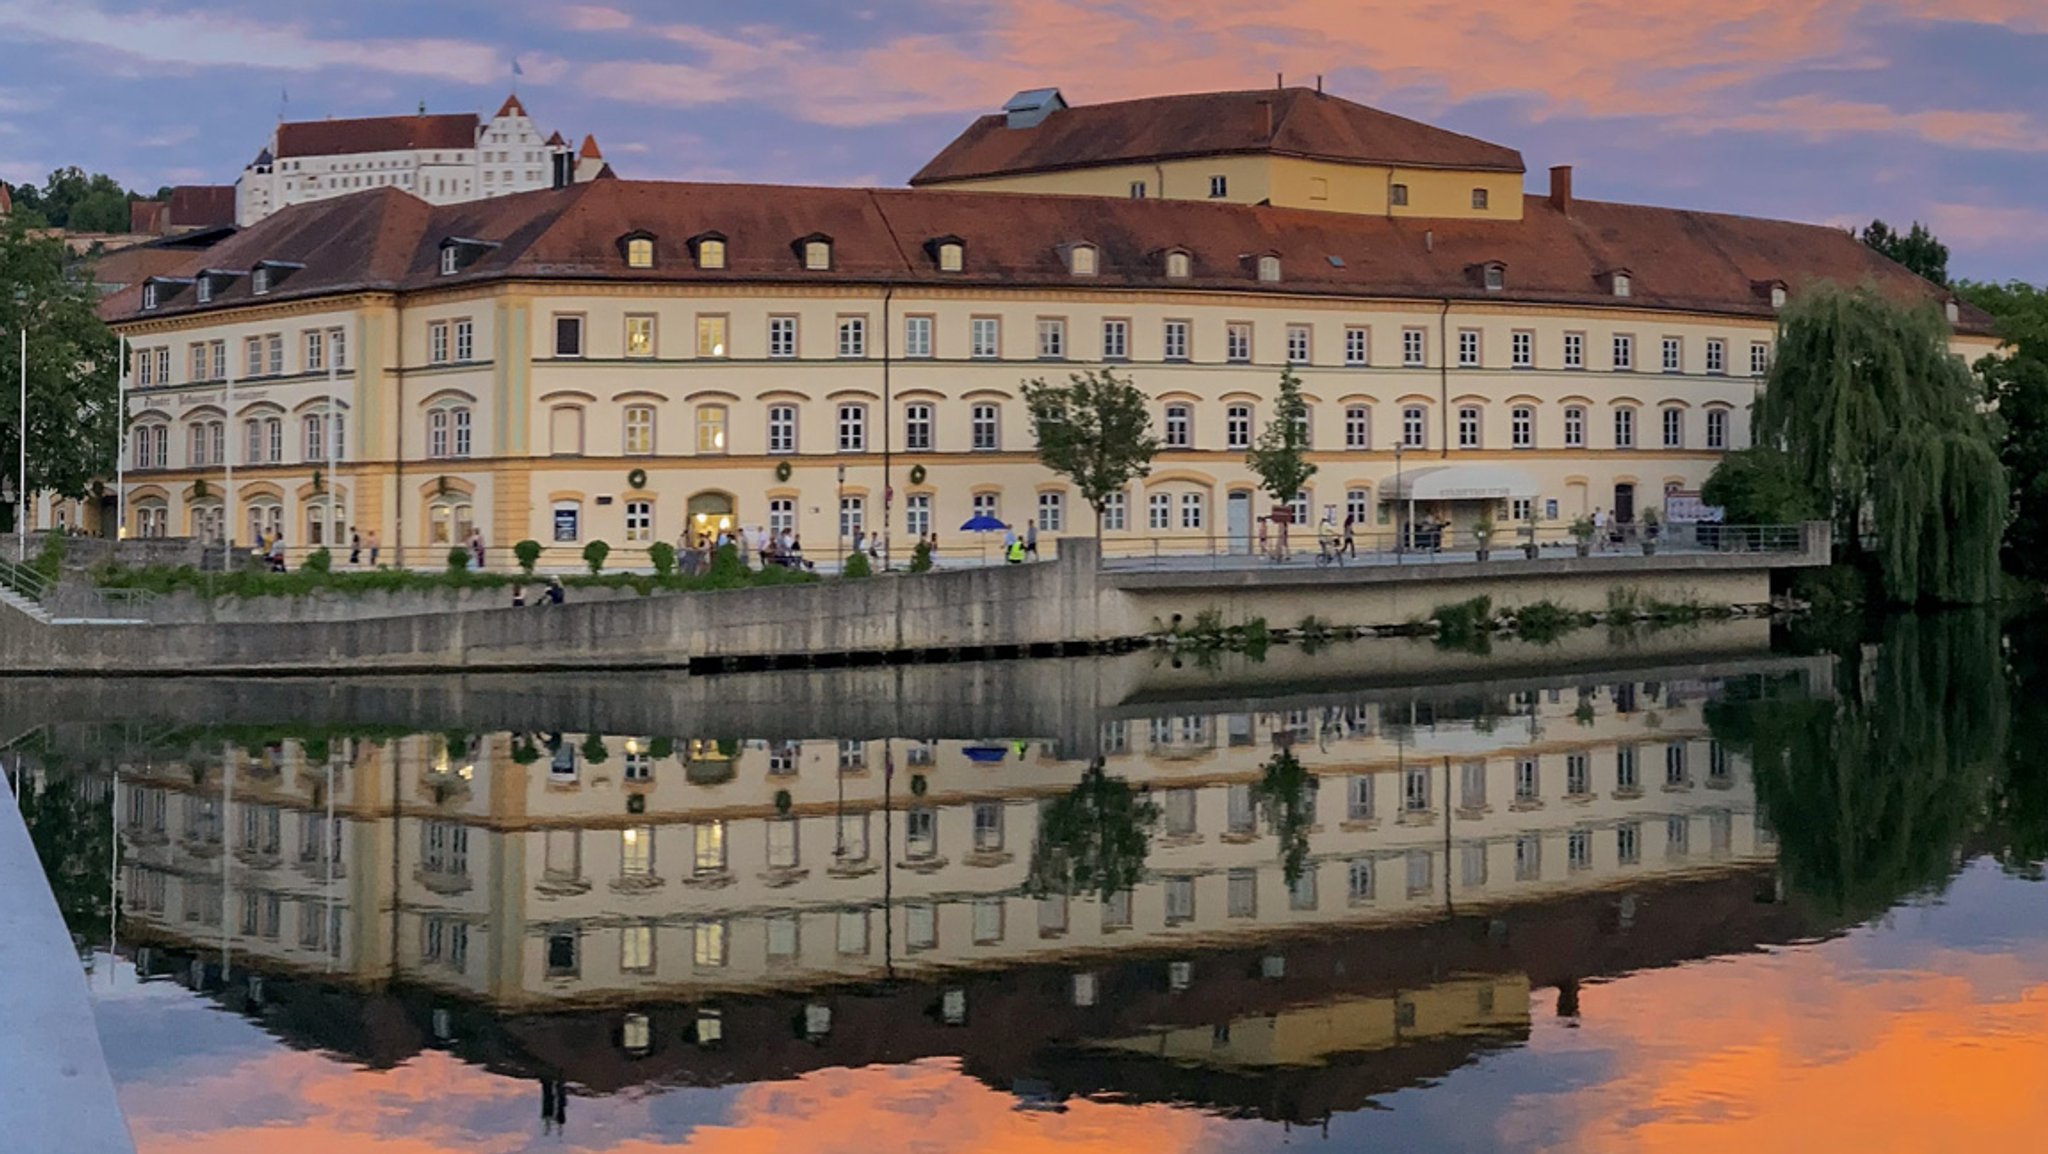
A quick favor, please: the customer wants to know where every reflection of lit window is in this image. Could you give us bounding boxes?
[837,908,869,955]
[696,1008,724,1046]
[804,1003,832,1039]
[693,821,725,873]
[941,988,967,1025]
[620,826,654,877]
[1169,961,1193,990]
[622,1012,651,1054]
[621,923,654,971]
[693,920,727,967]
[1071,973,1098,1006]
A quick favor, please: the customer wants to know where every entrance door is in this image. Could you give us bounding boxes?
[1613,483,1636,524]
[1226,491,1253,553]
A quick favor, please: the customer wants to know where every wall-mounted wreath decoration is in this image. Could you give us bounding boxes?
[627,467,648,490]
[774,460,794,483]
[908,464,927,486]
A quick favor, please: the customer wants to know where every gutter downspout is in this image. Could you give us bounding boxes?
[882,285,894,572]
[393,301,406,568]
[1438,299,1451,460]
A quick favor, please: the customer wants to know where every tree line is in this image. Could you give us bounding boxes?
[5,167,172,234]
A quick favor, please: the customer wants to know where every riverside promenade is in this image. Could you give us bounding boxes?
[0,786,136,1154]
[0,524,1828,676]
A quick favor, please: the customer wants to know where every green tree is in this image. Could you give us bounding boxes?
[0,217,123,527]
[1025,760,1161,901]
[1022,367,1159,537]
[1700,446,1823,525]
[1749,283,2004,604]
[1860,219,1950,285]
[1246,366,1317,509]
[1957,279,2048,580]
[17,769,115,946]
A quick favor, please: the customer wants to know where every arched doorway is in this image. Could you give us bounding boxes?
[686,491,735,546]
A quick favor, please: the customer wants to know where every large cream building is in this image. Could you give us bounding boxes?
[105,86,1993,568]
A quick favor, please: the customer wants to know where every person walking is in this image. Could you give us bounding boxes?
[1341,512,1358,559]
[1592,507,1609,553]
[365,528,381,567]
[348,526,361,566]
[469,529,486,571]
[1024,519,1039,560]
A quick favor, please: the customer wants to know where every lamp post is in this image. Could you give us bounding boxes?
[836,462,846,565]
[1393,441,1405,564]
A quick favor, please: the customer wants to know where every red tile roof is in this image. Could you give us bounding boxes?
[275,113,478,159]
[913,87,1525,185]
[166,185,236,229]
[102,179,1987,336]
[495,93,527,119]
[579,134,603,160]
[129,199,167,235]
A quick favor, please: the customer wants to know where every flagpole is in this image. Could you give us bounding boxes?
[115,336,127,540]
[327,329,339,550]
[17,328,25,562]
[224,353,235,558]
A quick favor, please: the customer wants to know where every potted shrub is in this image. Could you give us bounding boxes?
[1640,508,1661,555]
[1472,513,1495,562]
[1570,515,1595,558]
[514,539,542,576]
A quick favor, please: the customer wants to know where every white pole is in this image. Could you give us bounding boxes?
[16,328,25,562]
[224,355,235,556]
[115,336,126,541]
[327,328,340,552]
[323,755,334,973]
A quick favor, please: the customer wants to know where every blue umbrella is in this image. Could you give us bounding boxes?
[959,514,1009,533]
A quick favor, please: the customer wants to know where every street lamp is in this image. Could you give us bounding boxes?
[1393,441,1405,564]
[836,463,847,563]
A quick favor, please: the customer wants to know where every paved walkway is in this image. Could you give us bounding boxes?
[0,781,136,1154]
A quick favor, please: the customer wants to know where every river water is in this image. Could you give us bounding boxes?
[12,613,2048,1153]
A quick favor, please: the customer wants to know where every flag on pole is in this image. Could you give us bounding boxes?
[512,58,524,77]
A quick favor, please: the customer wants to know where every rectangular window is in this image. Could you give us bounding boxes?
[1209,174,1228,198]
[1102,318,1129,361]
[1613,334,1635,371]
[905,493,931,539]
[1036,317,1066,359]
[837,404,867,452]
[1148,493,1171,530]
[455,318,474,362]
[970,403,999,451]
[1285,325,1311,365]
[554,314,583,357]
[1178,491,1204,530]
[1226,405,1252,450]
[769,315,798,358]
[1458,328,1481,367]
[836,316,866,358]
[904,403,933,451]
[903,314,932,359]
[1402,328,1426,367]
[1564,331,1585,369]
[625,314,654,358]
[1344,326,1369,366]
[767,405,797,454]
[970,317,1000,359]
[1458,406,1481,448]
[429,321,450,364]
[1347,487,1371,525]
[769,497,795,539]
[1663,407,1684,448]
[1707,408,1729,450]
[1226,322,1252,363]
[303,331,323,374]
[971,492,999,523]
[1564,406,1586,447]
[1163,404,1190,448]
[1402,406,1426,449]
[1512,330,1533,368]
[625,500,652,543]
[1662,336,1682,373]
[1102,491,1126,532]
[328,328,346,369]
[1515,757,1540,801]
[1706,338,1726,374]
[1511,406,1533,448]
[211,340,226,380]
[1567,753,1590,796]
[1129,180,1146,199]
[1751,341,1771,376]
[1345,405,1371,449]
[1163,320,1190,361]
[1615,407,1636,449]
[697,315,728,358]
[1037,491,1064,532]
[838,495,865,539]
[244,337,262,378]
[266,334,283,376]
[696,405,727,453]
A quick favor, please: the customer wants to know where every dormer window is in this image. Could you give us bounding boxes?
[1069,244,1097,276]
[684,232,726,270]
[802,239,832,270]
[1165,250,1191,280]
[440,247,461,276]
[1771,285,1787,309]
[196,278,212,304]
[923,235,965,273]
[1612,272,1633,298]
[142,283,158,310]
[250,267,270,295]
[1256,255,1281,283]
[1946,298,1961,324]
[627,237,654,269]
[1482,263,1505,291]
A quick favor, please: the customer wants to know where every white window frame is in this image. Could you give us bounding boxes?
[837,403,868,452]
[1511,406,1534,448]
[1344,405,1370,450]
[904,403,933,452]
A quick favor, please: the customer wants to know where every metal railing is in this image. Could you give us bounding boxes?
[0,555,50,602]
[1098,523,1813,572]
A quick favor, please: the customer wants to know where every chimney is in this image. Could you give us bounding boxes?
[1549,165,1574,215]
[1315,74,1324,95]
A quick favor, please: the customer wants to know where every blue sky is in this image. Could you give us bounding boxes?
[3,0,2045,281]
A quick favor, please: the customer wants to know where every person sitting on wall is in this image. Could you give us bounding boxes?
[542,576,565,605]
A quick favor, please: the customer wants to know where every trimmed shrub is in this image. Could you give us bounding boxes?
[843,551,873,579]
[302,548,332,574]
[446,547,471,572]
[582,539,611,575]
[648,540,677,578]
[514,539,542,575]
[910,539,934,573]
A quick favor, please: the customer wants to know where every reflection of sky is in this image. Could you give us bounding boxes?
[94,858,2048,1153]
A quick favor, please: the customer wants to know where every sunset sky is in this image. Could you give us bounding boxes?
[3,2,2042,275]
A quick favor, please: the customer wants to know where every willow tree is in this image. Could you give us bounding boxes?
[1751,282,2005,603]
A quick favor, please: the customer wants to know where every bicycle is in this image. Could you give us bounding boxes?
[1316,537,1344,568]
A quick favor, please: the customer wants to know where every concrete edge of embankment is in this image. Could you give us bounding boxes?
[0,788,137,1154]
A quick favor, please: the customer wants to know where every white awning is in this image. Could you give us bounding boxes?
[1381,465,1539,502]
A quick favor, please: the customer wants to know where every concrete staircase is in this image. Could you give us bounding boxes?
[0,583,52,625]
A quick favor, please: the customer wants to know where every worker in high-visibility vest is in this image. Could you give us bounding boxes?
[1006,536,1026,563]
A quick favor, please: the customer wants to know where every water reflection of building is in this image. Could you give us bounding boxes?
[109,664,1811,1121]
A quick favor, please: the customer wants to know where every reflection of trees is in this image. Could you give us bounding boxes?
[1709,613,2006,920]
[1994,614,2048,878]
[18,771,115,946]
[1252,749,1316,885]
[1026,760,1160,901]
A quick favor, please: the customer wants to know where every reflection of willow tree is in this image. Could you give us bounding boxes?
[1025,761,1161,901]
[17,770,115,945]
[1993,614,2048,877]
[1252,748,1317,885]
[1709,613,2006,920]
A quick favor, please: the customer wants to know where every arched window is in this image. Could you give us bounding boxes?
[133,500,168,539]
[697,238,726,270]
[1257,255,1281,283]
[430,405,474,458]
[1069,244,1097,276]
[624,404,656,455]
[1165,251,1191,279]
[803,240,831,270]
[430,499,475,546]
[245,502,283,545]
[626,237,655,268]
[937,242,963,272]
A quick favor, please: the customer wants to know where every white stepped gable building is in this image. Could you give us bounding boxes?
[234,95,606,227]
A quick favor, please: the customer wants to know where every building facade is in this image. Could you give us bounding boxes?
[108,87,1991,567]
[232,95,602,227]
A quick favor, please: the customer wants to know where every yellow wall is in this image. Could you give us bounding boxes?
[925,154,1523,220]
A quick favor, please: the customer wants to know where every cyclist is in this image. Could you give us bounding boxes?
[1317,512,1341,566]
